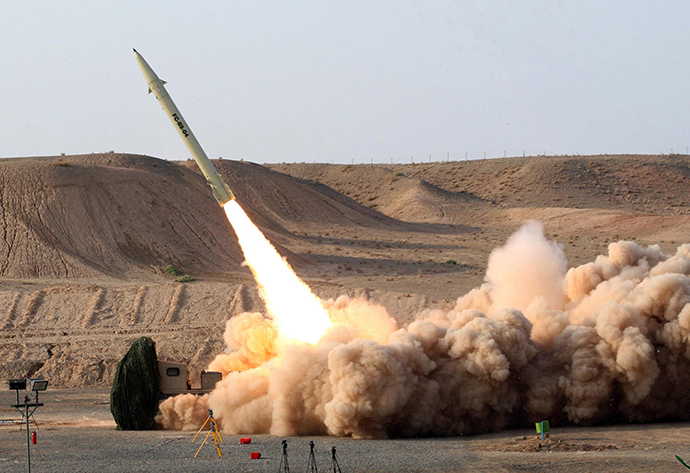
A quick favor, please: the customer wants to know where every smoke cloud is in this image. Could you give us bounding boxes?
[157,221,690,437]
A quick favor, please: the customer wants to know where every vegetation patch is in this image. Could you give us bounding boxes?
[174,275,195,283]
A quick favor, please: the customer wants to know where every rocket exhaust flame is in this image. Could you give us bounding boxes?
[223,200,331,344]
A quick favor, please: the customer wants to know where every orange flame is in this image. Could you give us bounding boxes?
[223,200,331,344]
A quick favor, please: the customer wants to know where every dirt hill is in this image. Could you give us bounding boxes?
[399,154,690,215]
[0,154,400,281]
[270,162,483,223]
[185,159,399,230]
[272,155,690,223]
[2,153,690,388]
[0,154,241,280]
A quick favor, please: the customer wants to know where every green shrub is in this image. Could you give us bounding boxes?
[174,275,195,283]
[445,259,458,265]
[164,265,179,276]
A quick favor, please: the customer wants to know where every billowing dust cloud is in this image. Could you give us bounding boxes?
[158,219,690,438]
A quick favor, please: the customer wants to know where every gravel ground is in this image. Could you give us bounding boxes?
[0,389,687,472]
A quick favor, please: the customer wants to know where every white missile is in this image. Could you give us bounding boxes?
[133,49,235,206]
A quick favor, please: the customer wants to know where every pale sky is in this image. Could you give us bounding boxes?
[1,1,688,163]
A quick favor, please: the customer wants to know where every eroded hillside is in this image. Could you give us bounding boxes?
[2,153,690,388]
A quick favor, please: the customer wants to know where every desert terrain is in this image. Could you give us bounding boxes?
[2,388,690,472]
[1,153,690,470]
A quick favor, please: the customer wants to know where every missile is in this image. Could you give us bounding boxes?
[133,49,235,206]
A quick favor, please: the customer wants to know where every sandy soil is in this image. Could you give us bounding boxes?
[0,388,687,472]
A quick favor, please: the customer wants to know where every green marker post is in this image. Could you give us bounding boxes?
[535,420,550,441]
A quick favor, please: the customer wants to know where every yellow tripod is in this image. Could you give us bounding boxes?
[192,409,224,459]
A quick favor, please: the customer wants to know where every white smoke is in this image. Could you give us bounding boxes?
[157,222,690,437]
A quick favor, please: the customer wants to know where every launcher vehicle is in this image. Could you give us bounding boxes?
[158,360,221,397]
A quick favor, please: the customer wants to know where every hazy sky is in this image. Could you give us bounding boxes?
[2,1,689,163]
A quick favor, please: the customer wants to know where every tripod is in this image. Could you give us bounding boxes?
[15,395,39,431]
[192,409,224,459]
[330,446,342,473]
[278,439,290,473]
[306,440,318,473]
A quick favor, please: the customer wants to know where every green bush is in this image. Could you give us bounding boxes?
[174,275,195,283]
[445,259,458,265]
[164,264,179,276]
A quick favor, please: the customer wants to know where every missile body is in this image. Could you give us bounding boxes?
[133,49,235,206]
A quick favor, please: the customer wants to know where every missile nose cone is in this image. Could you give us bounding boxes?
[133,49,163,88]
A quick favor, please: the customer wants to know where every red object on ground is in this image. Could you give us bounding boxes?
[240,437,252,444]
[250,452,261,459]
[31,431,37,444]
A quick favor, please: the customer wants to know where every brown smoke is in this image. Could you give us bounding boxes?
[157,221,690,437]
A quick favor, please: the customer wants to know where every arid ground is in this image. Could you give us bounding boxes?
[1,153,690,470]
[1,388,689,472]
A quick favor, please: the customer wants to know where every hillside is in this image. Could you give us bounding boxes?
[270,162,484,223]
[0,154,241,280]
[272,155,690,222]
[184,159,399,230]
[2,153,690,388]
[0,154,399,280]
[398,154,690,215]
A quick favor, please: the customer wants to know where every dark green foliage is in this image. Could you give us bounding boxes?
[110,337,160,430]
[445,259,458,265]
[174,274,195,283]
[164,264,180,276]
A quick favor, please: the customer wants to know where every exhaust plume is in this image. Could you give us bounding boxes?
[223,200,331,344]
[158,220,690,437]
